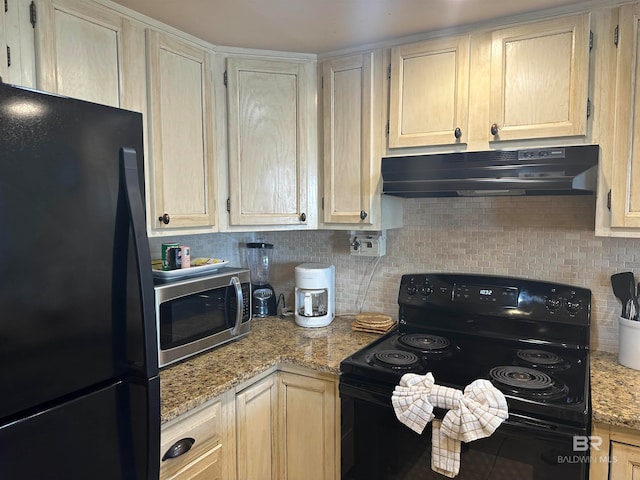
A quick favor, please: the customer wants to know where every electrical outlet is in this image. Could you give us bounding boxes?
[350,232,386,257]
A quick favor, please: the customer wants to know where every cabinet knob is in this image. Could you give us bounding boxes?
[490,123,499,136]
[454,127,462,139]
[299,212,307,222]
[158,213,170,225]
[360,210,368,220]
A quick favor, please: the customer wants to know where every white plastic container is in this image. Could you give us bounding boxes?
[619,316,640,370]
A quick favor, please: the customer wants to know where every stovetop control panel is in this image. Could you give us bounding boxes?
[399,273,591,327]
[452,283,519,307]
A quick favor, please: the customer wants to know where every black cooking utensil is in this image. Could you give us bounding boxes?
[611,272,636,317]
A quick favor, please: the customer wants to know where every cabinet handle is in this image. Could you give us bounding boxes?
[360,210,368,220]
[230,276,243,336]
[490,123,499,136]
[158,213,170,225]
[299,212,306,222]
[162,437,195,461]
[454,127,462,139]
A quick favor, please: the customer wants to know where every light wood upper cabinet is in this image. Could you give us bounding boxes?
[225,57,313,228]
[146,29,216,232]
[489,13,591,142]
[321,51,403,230]
[389,35,470,148]
[610,3,640,229]
[1,0,36,88]
[35,0,143,109]
[322,52,374,225]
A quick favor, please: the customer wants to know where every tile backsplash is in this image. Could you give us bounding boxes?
[150,195,639,353]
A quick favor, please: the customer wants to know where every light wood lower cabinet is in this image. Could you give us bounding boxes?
[277,370,337,480]
[590,422,640,480]
[235,373,278,480]
[160,391,234,480]
[611,441,640,479]
[162,366,339,480]
[235,366,338,480]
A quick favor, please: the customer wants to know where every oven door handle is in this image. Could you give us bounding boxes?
[230,276,243,336]
[501,412,588,437]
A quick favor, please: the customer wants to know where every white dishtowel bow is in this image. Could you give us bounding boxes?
[391,372,509,478]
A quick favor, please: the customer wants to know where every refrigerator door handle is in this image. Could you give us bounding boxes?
[120,148,161,480]
[120,147,159,376]
[230,276,243,336]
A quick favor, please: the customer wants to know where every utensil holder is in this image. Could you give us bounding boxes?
[619,316,640,370]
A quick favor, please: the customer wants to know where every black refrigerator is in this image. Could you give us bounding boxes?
[0,82,160,479]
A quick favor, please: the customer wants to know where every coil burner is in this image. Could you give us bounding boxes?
[368,350,422,371]
[489,366,569,401]
[515,349,569,371]
[399,333,450,351]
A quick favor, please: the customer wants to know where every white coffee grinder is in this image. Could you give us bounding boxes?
[294,263,335,328]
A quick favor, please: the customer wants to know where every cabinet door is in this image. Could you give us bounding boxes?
[236,374,277,480]
[611,4,640,228]
[277,372,337,480]
[1,0,36,88]
[36,0,135,108]
[389,35,470,148]
[226,58,309,226]
[146,30,216,231]
[322,52,374,225]
[489,13,590,141]
[610,441,640,479]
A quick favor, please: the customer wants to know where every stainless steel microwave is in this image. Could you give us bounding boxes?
[154,267,252,367]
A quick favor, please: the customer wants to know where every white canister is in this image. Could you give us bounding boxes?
[619,316,640,370]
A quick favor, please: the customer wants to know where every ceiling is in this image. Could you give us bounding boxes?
[110,0,596,54]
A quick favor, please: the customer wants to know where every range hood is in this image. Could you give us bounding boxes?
[381,145,599,198]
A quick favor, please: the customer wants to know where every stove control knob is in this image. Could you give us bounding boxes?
[420,283,433,297]
[406,278,417,296]
[565,293,584,315]
[545,294,562,312]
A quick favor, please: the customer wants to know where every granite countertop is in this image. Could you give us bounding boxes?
[160,315,379,424]
[591,350,640,430]
[161,319,640,430]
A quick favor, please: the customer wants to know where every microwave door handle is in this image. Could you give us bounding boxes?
[230,276,243,336]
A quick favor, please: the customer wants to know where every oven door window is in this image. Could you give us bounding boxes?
[342,396,588,480]
[159,286,234,349]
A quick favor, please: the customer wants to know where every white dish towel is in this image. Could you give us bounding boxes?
[391,372,508,478]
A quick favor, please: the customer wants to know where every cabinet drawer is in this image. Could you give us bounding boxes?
[164,443,222,480]
[160,400,222,479]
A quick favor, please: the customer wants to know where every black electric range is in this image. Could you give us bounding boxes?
[340,273,592,480]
